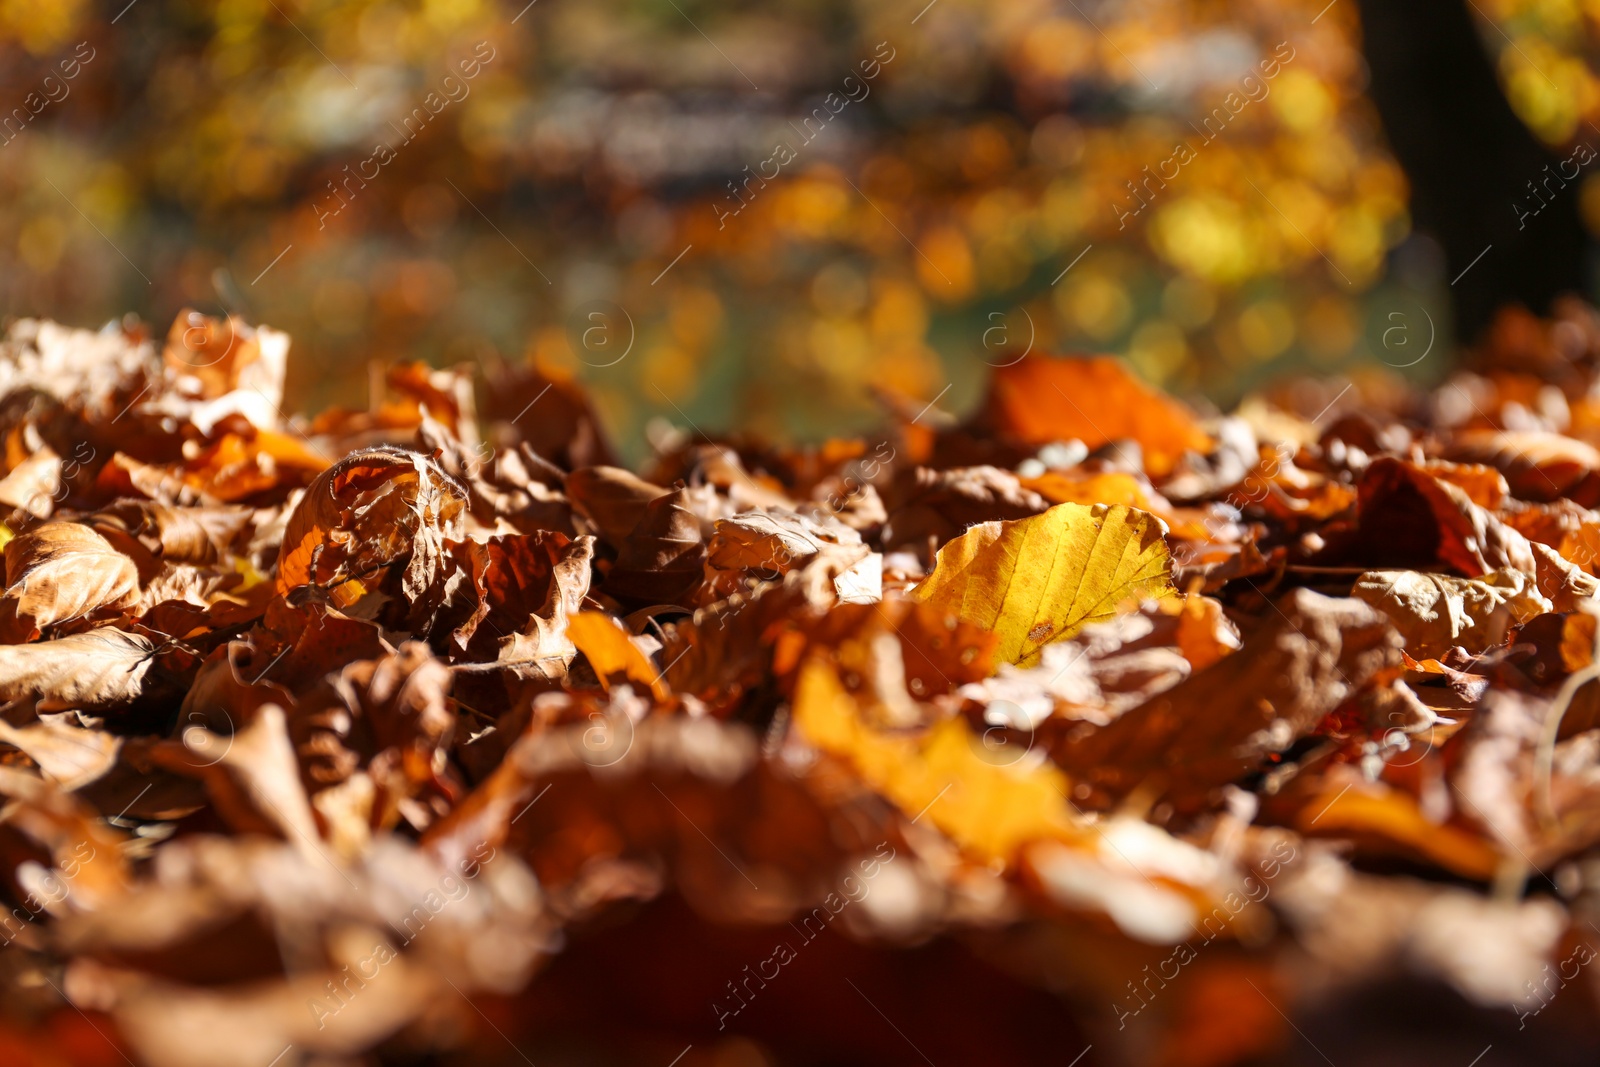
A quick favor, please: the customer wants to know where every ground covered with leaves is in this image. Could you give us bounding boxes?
[1,307,1599,1065]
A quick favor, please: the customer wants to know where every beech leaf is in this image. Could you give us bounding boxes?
[911,501,1176,666]
[0,522,140,642]
[0,628,155,709]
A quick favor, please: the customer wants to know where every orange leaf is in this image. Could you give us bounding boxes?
[975,357,1212,475]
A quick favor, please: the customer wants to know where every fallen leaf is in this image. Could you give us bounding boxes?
[568,610,669,700]
[0,628,155,710]
[275,446,468,618]
[0,522,139,642]
[1056,589,1403,814]
[1353,569,1551,657]
[972,356,1213,475]
[912,501,1176,666]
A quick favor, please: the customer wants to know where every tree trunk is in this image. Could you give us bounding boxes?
[1355,0,1590,341]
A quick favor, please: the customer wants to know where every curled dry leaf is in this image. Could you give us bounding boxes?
[0,522,139,642]
[446,531,595,669]
[1353,569,1551,657]
[276,446,468,614]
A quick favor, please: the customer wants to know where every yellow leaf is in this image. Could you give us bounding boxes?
[567,610,668,701]
[911,502,1175,666]
[792,656,1085,864]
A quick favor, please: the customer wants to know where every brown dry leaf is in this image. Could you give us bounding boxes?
[386,360,480,444]
[1445,428,1600,503]
[450,437,575,536]
[89,499,249,572]
[482,361,618,470]
[881,465,1047,552]
[1352,569,1552,657]
[446,532,595,668]
[1506,498,1600,576]
[603,484,710,605]
[566,465,671,547]
[701,509,873,605]
[275,446,468,617]
[181,703,322,844]
[1339,457,1537,575]
[0,627,155,711]
[0,434,62,519]
[160,310,290,434]
[0,523,140,642]
[294,641,456,835]
[0,716,121,790]
[98,451,222,507]
[912,501,1175,666]
[1421,459,1510,509]
[972,356,1213,476]
[962,594,1241,732]
[1056,590,1403,814]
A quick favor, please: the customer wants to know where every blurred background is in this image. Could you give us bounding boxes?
[0,0,1598,459]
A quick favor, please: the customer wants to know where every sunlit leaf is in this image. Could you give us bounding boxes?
[912,501,1176,666]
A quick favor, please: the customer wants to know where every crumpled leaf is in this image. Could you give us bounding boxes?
[292,641,456,836]
[702,508,873,605]
[445,532,595,668]
[1353,569,1551,657]
[275,446,468,617]
[912,501,1175,666]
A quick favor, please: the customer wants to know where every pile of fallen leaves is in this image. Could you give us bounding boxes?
[2,304,1600,1066]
